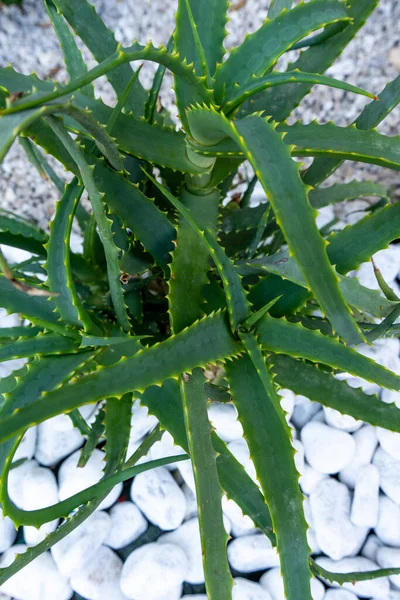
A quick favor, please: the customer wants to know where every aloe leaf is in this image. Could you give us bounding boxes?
[46,117,130,331]
[309,181,389,209]
[249,274,310,318]
[224,70,375,114]
[0,208,47,245]
[365,304,400,343]
[104,394,133,473]
[44,178,97,331]
[0,105,58,162]
[311,557,400,584]
[0,326,42,339]
[51,0,147,116]
[77,407,105,468]
[0,333,80,362]
[226,352,312,599]
[221,204,270,234]
[327,201,400,274]
[44,0,94,98]
[145,36,174,124]
[181,370,233,600]
[268,0,292,18]
[372,258,400,302]
[278,121,400,171]
[214,0,350,102]
[257,314,400,391]
[304,74,400,186]
[247,0,378,121]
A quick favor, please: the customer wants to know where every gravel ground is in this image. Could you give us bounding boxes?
[1,2,400,600]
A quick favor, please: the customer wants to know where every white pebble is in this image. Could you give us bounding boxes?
[293,439,305,475]
[52,511,111,577]
[323,407,362,432]
[35,414,84,466]
[0,546,72,600]
[350,464,380,527]
[323,591,358,600]
[149,431,185,470]
[373,446,400,504]
[381,388,400,409]
[361,534,384,562]
[227,534,279,573]
[375,494,400,546]
[158,517,204,584]
[233,577,272,600]
[301,422,355,474]
[182,483,198,520]
[222,497,256,537]
[339,425,378,488]
[227,438,257,482]
[278,388,295,421]
[376,546,400,588]
[208,401,243,442]
[310,479,368,560]
[14,427,37,461]
[377,427,400,460]
[291,395,321,429]
[70,545,127,600]
[0,508,16,553]
[58,448,122,511]
[182,596,208,599]
[176,459,196,494]
[104,502,148,550]
[259,567,325,600]
[129,399,158,445]
[316,556,389,599]
[131,466,186,530]
[300,464,327,495]
[120,542,187,600]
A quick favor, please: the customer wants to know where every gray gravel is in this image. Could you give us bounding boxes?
[0,0,399,229]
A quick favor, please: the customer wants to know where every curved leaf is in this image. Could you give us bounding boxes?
[309,181,389,209]
[0,333,79,362]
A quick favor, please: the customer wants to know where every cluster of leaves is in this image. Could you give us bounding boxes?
[0,0,400,598]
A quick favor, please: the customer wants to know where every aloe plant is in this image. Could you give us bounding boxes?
[0,0,400,597]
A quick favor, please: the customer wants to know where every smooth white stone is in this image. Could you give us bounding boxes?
[14,426,37,461]
[58,448,122,511]
[389,592,400,600]
[316,204,335,228]
[300,464,327,495]
[120,542,188,600]
[339,425,378,488]
[301,422,355,474]
[362,534,384,562]
[376,546,400,588]
[377,427,400,460]
[375,494,400,546]
[208,401,243,442]
[381,388,400,409]
[316,556,389,599]
[323,407,362,432]
[148,431,185,470]
[130,466,186,531]
[176,459,196,494]
[356,246,400,291]
[51,511,111,577]
[259,567,325,600]
[222,497,256,537]
[278,388,295,422]
[311,410,326,424]
[292,439,305,475]
[227,438,257,482]
[303,500,321,553]
[351,464,380,527]
[310,478,368,560]
[373,446,400,504]
[233,577,272,600]
[104,502,148,550]
[158,518,205,584]
[323,591,358,600]
[70,545,127,600]
[0,309,20,328]
[35,414,84,466]
[0,546,72,600]
[182,596,208,600]
[227,534,279,573]
[0,508,16,553]
[182,483,198,520]
[129,399,158,445]
[291,395,321,429]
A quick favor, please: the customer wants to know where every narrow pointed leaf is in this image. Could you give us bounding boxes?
[309,181,389,209]
[0,333,79,362]
[268,0,292,18]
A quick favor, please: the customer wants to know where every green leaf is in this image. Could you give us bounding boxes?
[278,121,400,171]
[51,0,147,116]
[247,0,378,121]
[0,333,80,362]
[78,407,105,468]
[0,106,57,163]
[248,274,310,318]
[257,314,400,391]
[145,36,174,124]
[44,178,97,331]
[221,204,270,234]
[181,370,233,600]
[272,354,400,433]
[46,117,130,331]
[304,74,400,186]
[214,0,350,102]
[0,326,42,339]
[309,180,389,209]
[268,0,292,18]
[226,352,312,600]
[104,394,133,473]
[311,557,400,585]
[0,208,47,245]
[44,0,94,97]
[187,107,362,344]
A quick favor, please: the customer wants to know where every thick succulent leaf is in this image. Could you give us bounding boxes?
[304,74,400,186]
[0,333,80,362]
[19,136,64,193]
[187,107,362,344]
[257,314,400,391]
[78,407,105,468]
[214,0,350,102]
[247,0,378,120]
[47,117,130,331]
[226,352,312,600]
[224,70,375,114]
[268,0,292,18]
[181,370,233,600]
[311,557,400,585]
[221,204,270,234]
[249,274,310,318]
[0,326,42,340]
[104,394,133,473]
[238,249,399,319]
[309,180,389,208]
[145,36,174,124]
[272,354,400,433]
[44,178,97,331]
[0,105,58,162]
[0,209,47,245]
[278,122,400,171]
[51,0,147,116]
[44,0,94,97]
[327,201,400,274]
